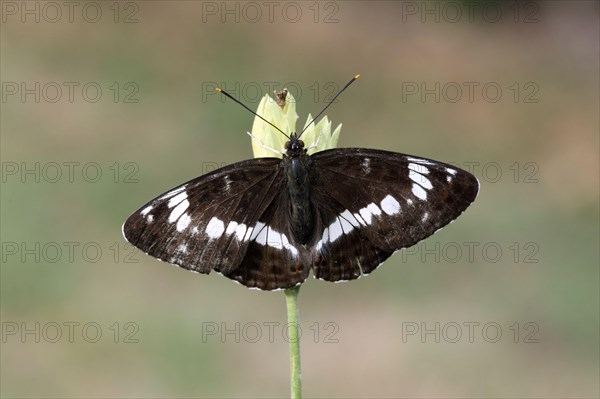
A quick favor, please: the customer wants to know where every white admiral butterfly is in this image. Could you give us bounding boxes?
[122,76,479,290]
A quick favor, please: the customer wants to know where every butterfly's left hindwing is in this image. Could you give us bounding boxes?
[309,148,479,281]
[123,157,285,276]
[222,189,312,290]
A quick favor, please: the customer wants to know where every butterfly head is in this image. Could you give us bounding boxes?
[284,133,306,157]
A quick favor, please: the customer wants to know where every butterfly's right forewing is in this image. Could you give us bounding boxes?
[123,158,284,275]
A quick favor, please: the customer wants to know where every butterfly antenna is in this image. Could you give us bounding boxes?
[216,87,290,139]
[298,74,360,138]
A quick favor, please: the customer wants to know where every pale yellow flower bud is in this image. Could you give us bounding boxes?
[250,92,342,158]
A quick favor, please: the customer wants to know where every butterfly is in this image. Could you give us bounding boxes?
[122,76,479,291]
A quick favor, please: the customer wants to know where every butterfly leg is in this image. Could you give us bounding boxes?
[246,131,284,156]
[305,128,323,152]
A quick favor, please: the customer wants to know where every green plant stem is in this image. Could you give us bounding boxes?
[285,285,302,399]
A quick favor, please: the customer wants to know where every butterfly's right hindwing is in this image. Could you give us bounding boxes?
[122,157,284,275]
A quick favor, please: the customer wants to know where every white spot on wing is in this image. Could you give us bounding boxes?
[224,176,232,192]
[158,185,186,201]
[408,162,429,175]
[281,233,299,256]
[205,217,225,239]
[381,195,401,215]
[267,226,283,249]
[141,205,153,215]
[340,210,359,227]
[359,207,373,225]
[168,199,189,223]
[244,223,299,256]
[446,167,457,175]
[243,226,254,241]
[250,222,265,240]
[321,227,329,244]
[362,157,371,173]
[178,244,188,254]
[412,184,427,200]
[421,177,433,190]
[353,212,367,226]
[422,212,429,222]
[367,203,382,216]
[407,157,434,165]
[225,221,238,235]
[316,227,329,252]
[235,223,247,241]
[255,225,268,245]
[329,218,344,242]
[358,202,382,225]
[168,192,187,208]
[176,213,191,231]
[339,215,354,234]
[322,227,329,243]
[409,170,433,190]
[146,215,154,223]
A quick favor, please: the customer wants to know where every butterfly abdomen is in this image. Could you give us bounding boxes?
[285,154,315,245]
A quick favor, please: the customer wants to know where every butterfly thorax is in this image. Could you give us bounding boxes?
[283,133,314,245]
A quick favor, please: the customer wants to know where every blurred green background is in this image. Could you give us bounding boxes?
[1,1,598,398]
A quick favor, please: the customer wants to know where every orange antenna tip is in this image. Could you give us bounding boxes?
[354,74,361,79]
[216,87,223,92]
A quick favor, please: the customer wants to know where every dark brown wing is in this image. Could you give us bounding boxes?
[221,188,312,290]
[309,148,479,282]
[122,157,285,276]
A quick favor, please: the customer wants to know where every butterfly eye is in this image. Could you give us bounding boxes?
[285,142,291,150]
[299,140,304,147]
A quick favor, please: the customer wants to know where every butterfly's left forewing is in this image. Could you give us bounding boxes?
[123,157,285,275]
[310,148,479,281]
